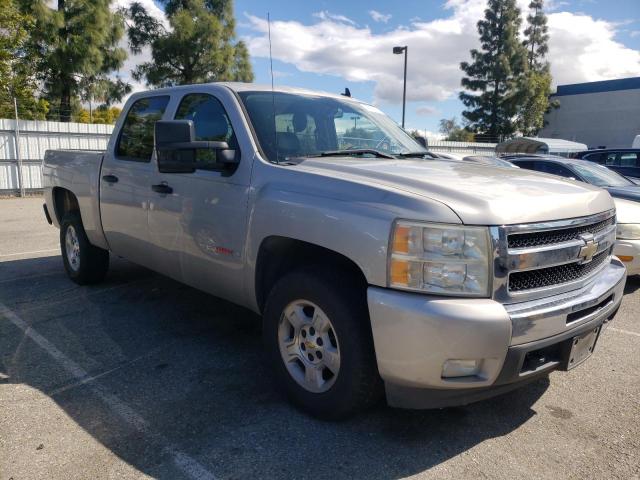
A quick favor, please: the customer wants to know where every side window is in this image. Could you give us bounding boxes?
[605,153,617,166]
[513,160,536,170]
[535,162,575,178]
[585,153,605,165]
[116,96,170,162]
[175,94,237,171]
[619,153,638,167]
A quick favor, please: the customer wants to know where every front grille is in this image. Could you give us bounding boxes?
[509,249,610,292]
[507,217,614,249]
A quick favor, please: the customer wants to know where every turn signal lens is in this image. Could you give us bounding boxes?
[390,259,409,286]
[618,255,634,262]
[392,225,410,254]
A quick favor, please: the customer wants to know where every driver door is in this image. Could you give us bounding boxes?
[147,91,251,305]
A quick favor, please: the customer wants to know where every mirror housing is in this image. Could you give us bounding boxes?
[414,136,427,148]
[154,120,239,173]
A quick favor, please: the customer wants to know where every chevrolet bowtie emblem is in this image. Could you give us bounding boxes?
[578,236,599,263]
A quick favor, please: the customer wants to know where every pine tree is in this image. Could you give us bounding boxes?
[125,0,254,88]
[523,0,549,71]
[517,0,557,136]
[19,0,129,122]
[459,0,528,140]
[0,0,49,119]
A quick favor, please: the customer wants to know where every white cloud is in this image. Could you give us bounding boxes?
[545,0,570,12]
[369,10,392,23]
[416,105,439,116]
[313,11,356,26]
[244,0,640,104]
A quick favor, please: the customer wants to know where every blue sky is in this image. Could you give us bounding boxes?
[139,0,640,137]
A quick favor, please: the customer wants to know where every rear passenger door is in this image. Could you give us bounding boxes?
[100,95,170,267]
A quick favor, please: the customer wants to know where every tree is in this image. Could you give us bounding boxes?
[73,105,121,124]
[517,0,558,136]
[459,0,528,140]
[0,0,49,119]
[125,0,254,87]
[523,0,548,71]
[516,71,554,136]
[19,0,129,122]
[438,117,475,142]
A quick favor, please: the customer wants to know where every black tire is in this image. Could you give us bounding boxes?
[263,266,382,420]
[60,213,109,285]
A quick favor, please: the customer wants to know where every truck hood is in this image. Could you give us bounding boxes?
[296,158,614,225]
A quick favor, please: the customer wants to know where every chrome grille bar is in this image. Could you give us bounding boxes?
[491,210,616,304]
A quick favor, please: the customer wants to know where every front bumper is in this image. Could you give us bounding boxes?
[614,239,640,275]
[367,257,627,409]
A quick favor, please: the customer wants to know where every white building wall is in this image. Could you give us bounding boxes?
[540,88,640,149]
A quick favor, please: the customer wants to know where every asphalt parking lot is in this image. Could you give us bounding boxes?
[1,197,639,480]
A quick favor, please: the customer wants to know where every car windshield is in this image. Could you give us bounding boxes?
[238,91,427,163]
[571,162,635,188]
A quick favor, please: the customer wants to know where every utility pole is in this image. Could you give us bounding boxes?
[13,98,25,197]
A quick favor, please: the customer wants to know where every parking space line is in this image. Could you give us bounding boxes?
[0,248,60,259]
[609,327,640,338]
[0,301,217,480]
[47,348,161,397]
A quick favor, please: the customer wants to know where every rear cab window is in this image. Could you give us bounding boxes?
[116,96,170,162]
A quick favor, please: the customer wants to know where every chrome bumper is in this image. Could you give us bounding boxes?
[367,257,627,408]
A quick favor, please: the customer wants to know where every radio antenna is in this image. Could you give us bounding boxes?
[268,13,278,163]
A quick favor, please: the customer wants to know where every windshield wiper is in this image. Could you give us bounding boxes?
[396,151,437,159]
[315,149,395,159]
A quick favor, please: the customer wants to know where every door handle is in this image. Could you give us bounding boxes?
[151,183,173,194]
[102,174,118,183]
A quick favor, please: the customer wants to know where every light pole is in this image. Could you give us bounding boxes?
[393,45,408,128]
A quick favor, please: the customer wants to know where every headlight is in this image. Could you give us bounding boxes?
[616,223,640,240]
[389,221,491,296]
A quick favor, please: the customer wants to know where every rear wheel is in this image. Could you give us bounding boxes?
[60,213,109,284]
[263,267,382,419]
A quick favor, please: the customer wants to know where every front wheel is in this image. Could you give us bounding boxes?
[263,267,382,419]
[60,213,109,285]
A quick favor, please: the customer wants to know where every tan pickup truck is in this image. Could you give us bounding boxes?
[42,83,626,418]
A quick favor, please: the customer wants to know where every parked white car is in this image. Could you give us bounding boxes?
[614,197,640,275]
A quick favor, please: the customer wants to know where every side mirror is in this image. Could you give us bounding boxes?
[414,136,427,148]
[154,120,239,173]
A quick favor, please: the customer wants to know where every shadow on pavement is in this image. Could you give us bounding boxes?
[0,255,549,479]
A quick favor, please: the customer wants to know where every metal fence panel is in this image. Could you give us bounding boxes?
[0,119,113,193]
[427,140,497,154]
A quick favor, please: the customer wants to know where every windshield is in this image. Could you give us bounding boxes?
[238,91,426,163]
[571,162,634,188]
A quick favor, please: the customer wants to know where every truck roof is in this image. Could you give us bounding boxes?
[129,82,361,103]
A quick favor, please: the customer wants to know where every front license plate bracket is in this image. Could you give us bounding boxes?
[562,326,601,371]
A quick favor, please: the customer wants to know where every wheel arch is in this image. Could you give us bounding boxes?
[254,236,369,314]
[52,187,81,224]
